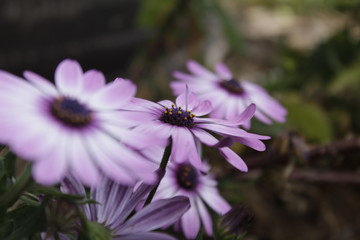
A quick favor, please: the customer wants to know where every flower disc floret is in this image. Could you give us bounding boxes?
[176,163,198,190]
[160,105,195,127]
[219,79,244,95]
[50,97,92,127]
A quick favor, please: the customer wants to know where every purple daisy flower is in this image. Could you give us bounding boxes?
[54,174,191,240]
[154,160,230,239]
[129,90,269,172]
[0,59,156,186]
[171,60,287,128]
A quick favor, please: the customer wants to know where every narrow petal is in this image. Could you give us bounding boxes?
[215,63,233,79]
[232,137,267,151]
[23,71,58,96]
[218,147,248,172]
[171,127,193,163]
[117,196,190,234]
[181,200,201,239]
[200,187,231,215]
[88,78,136,110]
[175,91,199,110]
[191,128,219,146]
[68,134,99,187]
[187,60,215,78]
[196,197,213,236]
[55,59,83,96]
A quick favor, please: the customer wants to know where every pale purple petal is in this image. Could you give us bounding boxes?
[232,137,266,151]
[175,91,199,110]
[88,78,136,110]
[196,197,213,236]
[200,186,231,215]
[85,131,137,185]
[191,100,212,116]
[191,128,219,146]
[117,196,190,235]
[171,127,193,163]
[215,62,233,80]
[173,71,201,82]
[187,60,216,78]
[32,133,69,185]
[23,71,58,96]
[80,70,106,99]
[68,134,99,187]
[158,99,175,107]
[181,199,201,239]
[218,147,248,172]
[55,59,83,96]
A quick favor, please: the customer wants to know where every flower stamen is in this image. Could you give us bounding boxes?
[51,97,92,127]
[160,105,195,127]
[219,79,244,95]
[176,164,198,190]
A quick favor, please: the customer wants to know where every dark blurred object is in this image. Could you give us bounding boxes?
[0,0,143,78]
[219,203,253,239]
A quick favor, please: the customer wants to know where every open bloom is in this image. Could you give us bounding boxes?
[154,160,231,239]
[171,60,287,128]
[52,175,190,240]
[129,90,269,172]
[0,59,156,186]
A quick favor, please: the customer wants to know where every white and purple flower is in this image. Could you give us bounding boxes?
[171,60,287,128]
[52,175,191,240]
[0,59,156,186]
[129,90,269,172]
[154,160,230,239]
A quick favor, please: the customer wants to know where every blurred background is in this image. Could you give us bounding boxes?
[1,0,360,239]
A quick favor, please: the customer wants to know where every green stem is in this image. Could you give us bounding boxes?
[144,139,172,206]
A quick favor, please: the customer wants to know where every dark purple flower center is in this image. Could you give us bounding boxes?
[160,105,195,127]
[176,164,198,190]
[219,78,244,95]
[50,97,92,127]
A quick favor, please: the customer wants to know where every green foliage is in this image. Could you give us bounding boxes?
[283,93,333,143]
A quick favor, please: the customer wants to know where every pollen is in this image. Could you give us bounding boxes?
[160,105,195,127]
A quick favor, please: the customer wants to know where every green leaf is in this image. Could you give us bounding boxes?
[329,57,360,95]
[195,228,204,240]
[282,93,333,143]
[1,205,45,240]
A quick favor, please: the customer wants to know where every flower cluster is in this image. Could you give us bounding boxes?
[0,59,286,239]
